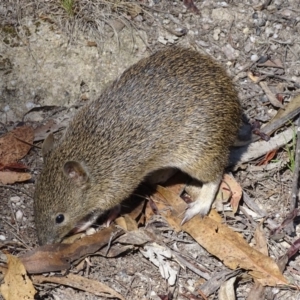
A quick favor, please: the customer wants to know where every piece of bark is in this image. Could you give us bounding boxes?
[230,127,294,165]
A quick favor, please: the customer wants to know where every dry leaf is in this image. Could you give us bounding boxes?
[0,162,29,171]
[154,185,288,287]
[33,117,70,142]
[247,225,269,300]
[257,150,278,166]
[0,254,36,300]
[215,174,242,213]
[0,171,31,184]
[33,273,124,300]
[254,224,269,256]
[269,94,300,125]
[0,125,33,184]
[21,226,123,274]
[140,243,178,286]
[258,59,283,68]
[259,81,284,108]
[0,125,34,166]
[246,282,266,300]
[115,215,138,231]
[218,276,236,300]
[116,229,154,246]
[248,71,260,83]
[216,179,232,204]
[87,41,97,47]
[183,0,200,14]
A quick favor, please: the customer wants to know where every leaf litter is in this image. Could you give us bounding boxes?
[0,254,36,300]
[0,125,33,185]
[2,171,289,299]
[1,0,300,298]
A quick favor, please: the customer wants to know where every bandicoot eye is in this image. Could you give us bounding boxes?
[55,214,65,224]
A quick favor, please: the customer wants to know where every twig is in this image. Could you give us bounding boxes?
[284,118,300,235]
[242,191,267,217]
[290,117,300,211]
[256,71,300,87]
[269,38,293,45]
[171,250,211,280]
[259,81,284,108]
[230,127,294,165]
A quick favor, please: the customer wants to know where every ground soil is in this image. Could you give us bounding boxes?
[1,0,300,299]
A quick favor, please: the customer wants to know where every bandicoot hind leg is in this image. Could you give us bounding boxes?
[181,176,221,225]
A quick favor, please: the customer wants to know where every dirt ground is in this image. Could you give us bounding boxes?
[1,0,300,299]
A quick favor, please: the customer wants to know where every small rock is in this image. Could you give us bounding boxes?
[26,102,35,109]
[274,0,283,5]
[256,18,266,27]
[265,28,274,37]
[86,227,96,236]
[279,9,293,18]
[187,279,195,289]
[222,44,239,60]
[211,8,234,23]
[243,27,249,35]
[16,210,23,221]
[244,42,252,53]
[213,28,221,40]
[267,4,277,12]
[133,15,143,22]
[255,27,262,36]
[0,235,6,241]
[202,24,210,31]
[158,36,167,45]
[197,40,209,47]
[219,1,229,7]
[10,196,21,203]
[251,54,259,62]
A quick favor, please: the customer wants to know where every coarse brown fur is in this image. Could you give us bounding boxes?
[34,47,242,245]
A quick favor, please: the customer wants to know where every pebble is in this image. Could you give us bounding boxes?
[26,102,35,109]
[158,36,167,45]
[197,40,209,47]
[215,1,229,7]
[0,235,6,241]
[10,196,21,203]
[187,279,195,289]
[243,27,249,34]
[251,54,259,62]
[222,44,239,60]
[244,42,252,53]
[86,227,96,236]
[16,210,23,221]
[213,28,221,40]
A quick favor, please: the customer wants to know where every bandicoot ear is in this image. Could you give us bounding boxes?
[42,133,55,158]
[63,161,89,186]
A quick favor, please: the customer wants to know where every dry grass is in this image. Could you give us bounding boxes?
[0,0,147,41]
